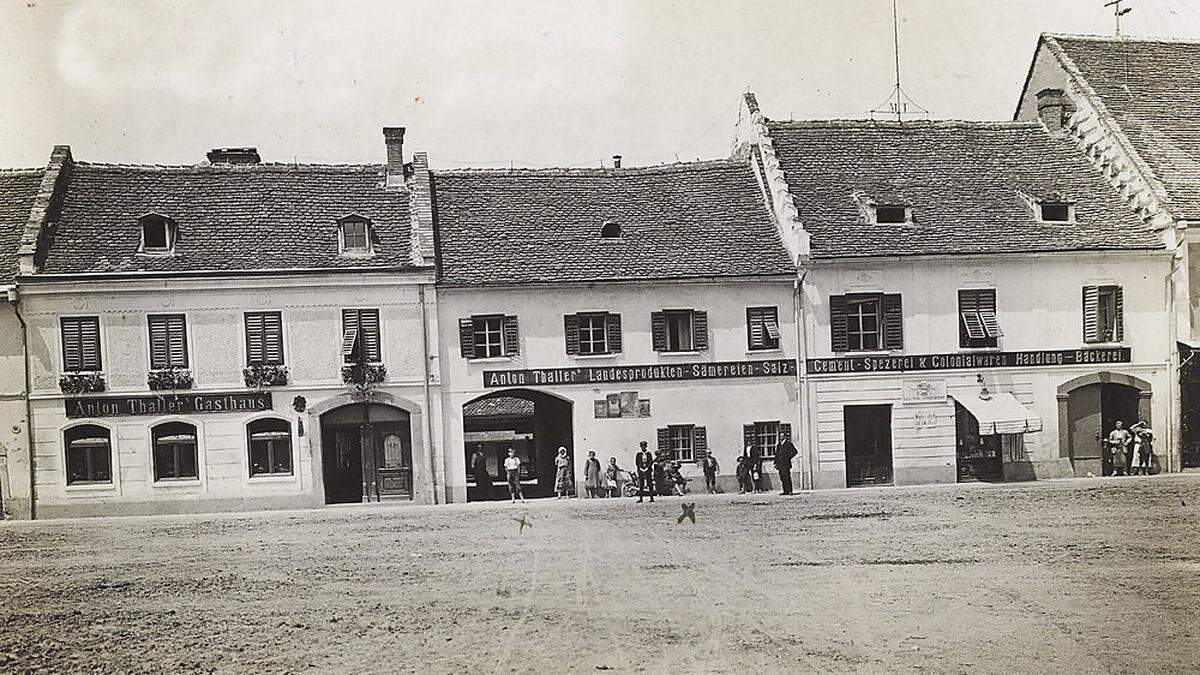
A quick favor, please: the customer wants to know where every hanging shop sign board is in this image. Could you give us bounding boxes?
[484,359,796,388]
[806,347,1130,375]
[65,392,273,419]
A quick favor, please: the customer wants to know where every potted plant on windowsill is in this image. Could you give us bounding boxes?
[59,371,107,395]
[243,364,290,388]
[148,367,194,391]
[341,362,387,387]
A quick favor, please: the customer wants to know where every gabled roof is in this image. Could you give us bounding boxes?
[1035,34,1200,219]
[0,169,43,285]
[431,160,795,287]
[764,119,1161,259]
[36,162,422,276]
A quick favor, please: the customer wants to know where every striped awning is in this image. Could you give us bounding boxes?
[951,390,1043,435]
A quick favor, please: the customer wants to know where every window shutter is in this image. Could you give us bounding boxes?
[829,295,849,352]
[78,318,100,371]
[245,313,265,365]
[359,310,381,362]
[459,318,475,358]
[166,315,188,367]
[502,315,520,356]
[62,319,81,372]
[263,312,284,364]
[656,427,669,455]
[605,313,622,353]
[148,316,169,369]
[779,423,792,444]
[882,294,903,350]
[693,426,707,460]
[650,311,667,351]
[1114,287,1124,342]
[743,424,756,452]
[563,314,580,355]
[747,307,764,349]
[1082,286,1099,343]
[692,310,709,350]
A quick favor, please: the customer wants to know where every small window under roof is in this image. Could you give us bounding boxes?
[1039,202,1072,223]
[874,205,909,224]
[139,214,175,254]
[600,220,621,239]
[338,215,373,255]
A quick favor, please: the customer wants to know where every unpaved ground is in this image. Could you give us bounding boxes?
[2,476,1200,674]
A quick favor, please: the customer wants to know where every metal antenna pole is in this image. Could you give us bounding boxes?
[1105,0,1133,36]
[892,0,902,122]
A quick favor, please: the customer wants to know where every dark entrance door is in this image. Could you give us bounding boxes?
[324,427,362,504]
[1066,383,1141,477]
[321,404,414,504]
[462,390,574,501]
[844,404,893,487]
[954,402,1003,482]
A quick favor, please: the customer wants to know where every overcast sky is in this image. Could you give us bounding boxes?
[2,0,1199,169]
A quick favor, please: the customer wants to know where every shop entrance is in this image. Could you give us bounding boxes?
[954,402,1003,482]
[1064,380,1145,477]
[320,403,413,504]
[462,389,573,501]
[844,404,893,487]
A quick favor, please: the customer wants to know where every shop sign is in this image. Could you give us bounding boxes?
[65,392,273,419]
[913,411,940,430]
[483,359,796,388]
[902,379,946,404]
[594,391,651,419]
[807,347,1130,375]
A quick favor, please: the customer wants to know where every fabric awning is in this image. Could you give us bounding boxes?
[951,390,1043,435]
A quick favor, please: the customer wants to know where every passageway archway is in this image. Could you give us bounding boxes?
[462,389,573,501]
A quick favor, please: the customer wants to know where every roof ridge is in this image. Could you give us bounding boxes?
[766,119,1043,130]
[431,158,746,177]
[74,161,384,172]
[0,168,43,175]
[1045,32,1200,47]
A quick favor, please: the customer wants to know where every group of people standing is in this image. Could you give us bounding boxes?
[1105,419,1155,476]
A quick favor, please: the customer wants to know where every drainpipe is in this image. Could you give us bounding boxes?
[8,287,35,519]
[1167,241,1184,473]
[418,284,439,504]
[793,268,813,490]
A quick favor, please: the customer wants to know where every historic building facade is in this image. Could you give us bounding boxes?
[735,95,1172,487]
[431,161,802,501]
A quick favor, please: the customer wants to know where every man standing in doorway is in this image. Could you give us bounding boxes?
[774,433,798,495]
[1107,420,1132,477]
[635,440,655,503]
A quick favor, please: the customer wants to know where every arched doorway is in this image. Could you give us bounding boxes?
[320,403,413,503]
[1058,373,1151,478]
[462,389,573,501]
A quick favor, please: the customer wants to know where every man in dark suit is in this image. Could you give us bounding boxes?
[635,440,655,503]
[774,434,799,495]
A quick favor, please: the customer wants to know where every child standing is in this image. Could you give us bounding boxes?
[504,448,525,503]
[736,456,753,494]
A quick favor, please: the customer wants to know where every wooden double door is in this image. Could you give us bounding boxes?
[323,412,413,503]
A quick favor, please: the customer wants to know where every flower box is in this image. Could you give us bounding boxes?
[341,363,387,386]
[243,364,290,388]
[148,368,194,391]
[59,372,106,395]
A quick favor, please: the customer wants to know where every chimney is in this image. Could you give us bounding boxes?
[1036,88,1069,135]
[612,154,622,169]
[407,151,434,266]
[206,147,261,164]
[383,127,406,186]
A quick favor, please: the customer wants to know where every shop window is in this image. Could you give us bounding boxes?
[564,312,622,355]
[152,421,198,481]
[657,424,706,463]
[874,205,910,224]
[64,424,112,485]
[1083,286,1123,343]
[651,309,708,352]
[958,289,1003,349]
[339,216,372,255]
[60,316,102,372]
[245,311,285,365]
[744,421,791,460]
[139,214,176,254]
[247,418,293,476]
[342,308,382,363]
[830,293,903,352]
[459,314,518,359]
[147,314,189,369]
[747,306,780,350]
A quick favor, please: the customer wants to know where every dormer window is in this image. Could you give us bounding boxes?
[1039,201,1073,223]
[338,215,373,256]
[873,205,910,224]
[139,214,176,254]
[600,220,621,239]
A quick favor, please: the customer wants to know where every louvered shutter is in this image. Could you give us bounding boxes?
[692,426,707,461]
[78,318,101,370]
[342,309,360,362]
[829,295,849,352]
[61,318,81,372]
[656,427,670,455]
[650,311,667,352]
[563,314,580,355]
[1113,287,1124,342]
[976,291,1002,339]
[692,310,709,350]
[502,315,520,356]
[747,307,765,349]
[166,315,188,367]
[359,310,381,362]
[148,315,170,369]
[606,313,622,353]
[263,312,284,364]
[882,294,903,350]
[1082,286,1099,343]
[245,313,265,365]
[459,318,475,358]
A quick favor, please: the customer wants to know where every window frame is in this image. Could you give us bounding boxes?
[750,421,783,461]
[138,214,175,254]
[60,315,103,372]
[747,306,781,351]
[147,313,190,370]
[577,313,611,355]
[151,421,199,482]
[1083,285,1124,344]
[1038,201,1074,223]
[247,417,294,477]
[667,424,696,463]
[339,217,373,255]
[664,310,695,352]
[341,308,382,363]
[958,289,1001,349]
[874,205,910,224]
[244,311,285,366]
[845,296,881,352]
[472,315,505,359]
[64,424,113,486]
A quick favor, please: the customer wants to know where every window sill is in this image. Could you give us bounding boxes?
[746,348,784,356]
[1083,342,1125,348]
[64,481,116,492]
[958,346,1002,352]
[338,250,375,258]
[574,353,621,360]
[248,473,296,483]
[834,350,899,357]
[657,350,706,357]
[152,478,202,488]
[466,356,513,364]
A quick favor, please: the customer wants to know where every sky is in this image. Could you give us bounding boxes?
[2,0,1200,170]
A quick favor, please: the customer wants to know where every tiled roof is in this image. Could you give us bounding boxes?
[463,396,536,418]
[431,160,795,286]
[38,162,421,275]
[765,119,1161,259]
[1044,34,1200,219]
[0,169,43,285]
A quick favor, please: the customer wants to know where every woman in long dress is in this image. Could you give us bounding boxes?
[583,451,603,498]
[554,447,572,499]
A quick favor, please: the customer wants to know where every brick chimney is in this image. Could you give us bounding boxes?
[383,127,406,186]
[1036,88,1069,135]
[206,147,260,164]
[407,151,434,266]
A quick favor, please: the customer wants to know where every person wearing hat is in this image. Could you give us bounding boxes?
[634,440,656,503]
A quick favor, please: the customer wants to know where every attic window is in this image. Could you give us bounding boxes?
[600,220,621,239]
[1039,201,1073,223]
[139,214,176,254]
[874,205,909,224]
[339,216,373,255]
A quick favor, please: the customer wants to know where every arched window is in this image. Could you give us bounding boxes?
[64,425,112,485]
[152,422,198,481]
[247,418,293,476]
